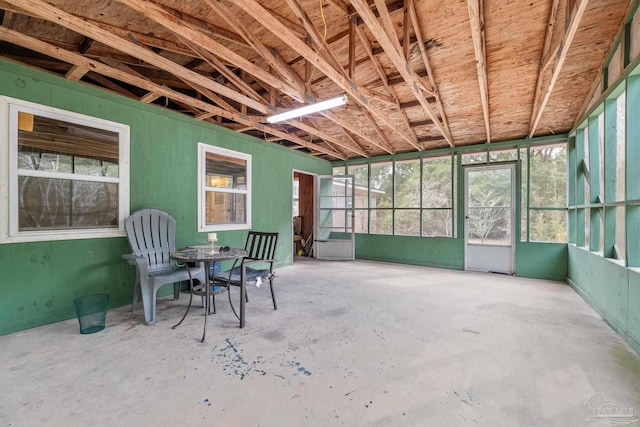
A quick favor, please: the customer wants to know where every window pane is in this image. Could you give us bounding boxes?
[616,206,625,260]
[292,178,299,217]
[529,144,567,208]
[467,207,510,244]
[520,148,528,241]
[205,152,246,190]
[333,166,345,175]
[584,130,590,204]
[616,92,626,201]
[423,156,452,208]
[598,112,605,200]
[468,169,511,208]
[370,162,392,208]
[462,152,487,165]
[489,148,517,162]
[18,176,118,230]
[529,209,567,243]
[354,209,368,233]
[584,208,590,248]
[394,159,420,208]
[370,209,392,235]
[205,191,246,225]
[18,113,120,177]
[394,209,420,236]
[350,164,368,210]
[423,209,452,237]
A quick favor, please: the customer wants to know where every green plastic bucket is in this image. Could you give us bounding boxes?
[73,293,110,334]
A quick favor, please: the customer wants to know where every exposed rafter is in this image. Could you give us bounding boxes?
[467,0,490,143]
[116,0,305,102]
[528,0,590,137]
[230,0,420,150]
[0,26,345,159]
[351,0,452,147]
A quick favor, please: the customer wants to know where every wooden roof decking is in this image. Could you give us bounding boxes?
[0,0,632,160]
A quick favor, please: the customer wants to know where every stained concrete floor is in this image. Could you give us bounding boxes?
[2,259,640,427]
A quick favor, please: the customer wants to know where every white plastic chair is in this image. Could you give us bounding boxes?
[122,208,205,324]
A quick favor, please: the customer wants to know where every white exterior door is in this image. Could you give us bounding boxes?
[314,175,355,260]
[464,165,515,274]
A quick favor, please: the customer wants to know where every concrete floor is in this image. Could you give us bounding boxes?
[2,259,640,427]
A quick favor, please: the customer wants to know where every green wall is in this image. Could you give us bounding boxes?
[0,59,331,335]
[354,234,567,281]
[568,246,640,354]
[355,234,465,270]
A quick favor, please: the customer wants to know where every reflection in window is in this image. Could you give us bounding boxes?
[198,144,251,231]
[11,105,127,236]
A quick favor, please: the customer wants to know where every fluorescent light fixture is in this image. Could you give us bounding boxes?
[267,95,348,123]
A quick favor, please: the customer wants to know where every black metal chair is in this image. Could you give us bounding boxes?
[215,231,279,315]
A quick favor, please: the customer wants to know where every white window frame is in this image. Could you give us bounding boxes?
[0,96,130,243]
[197,143,251,232]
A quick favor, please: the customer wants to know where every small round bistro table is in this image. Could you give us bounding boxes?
[171,247,247,342]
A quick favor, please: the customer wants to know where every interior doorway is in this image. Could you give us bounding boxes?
[293,171,314,261]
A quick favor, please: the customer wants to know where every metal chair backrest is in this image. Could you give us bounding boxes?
[244,231,278,262]
[124,208,177,273]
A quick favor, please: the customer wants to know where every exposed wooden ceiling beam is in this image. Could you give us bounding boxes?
[467,0,490,143]
[204,0,308,100]
[0,4,215,57]
[85,72,138,98]
[139,92,162,103]
[116,0,304,102]
[528,0,589,137]
[0,25,344,159]
[179,36,265,104]
[351,0,452,147]
[406,0,452,146]
[284,0,348,81]
[528,0,560,138]
[65,65,88,81]
[355,23,412,152]
[229,0,419,150]
[201,0,364,157]
[4,0,280,113]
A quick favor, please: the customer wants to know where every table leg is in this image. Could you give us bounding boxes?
[240,263,246,328]
[201,261,211,343]
[172,265,194,329]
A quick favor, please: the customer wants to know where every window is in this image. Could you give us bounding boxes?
[422,155,453,237]
[614,92,626,260]
[0,97,129,243]
[394,159,420,236]
[369,161,393,235]
[292,177,299,217]
[528,143,567,243]
[198,144,251,231]
[348,163,369,233]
